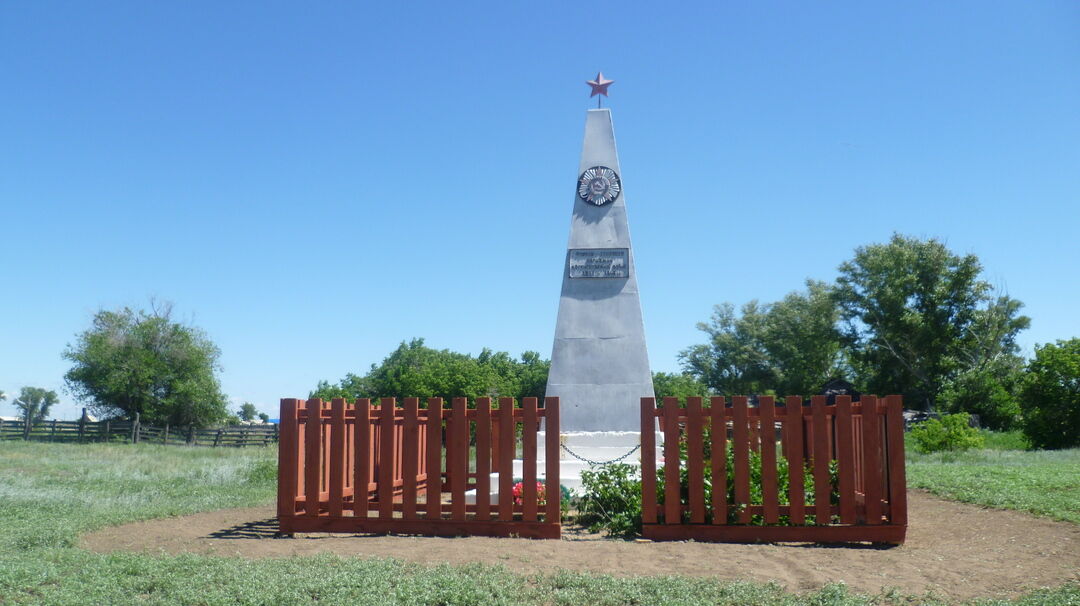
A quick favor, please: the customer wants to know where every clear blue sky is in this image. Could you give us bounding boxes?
[2,2,1078,420]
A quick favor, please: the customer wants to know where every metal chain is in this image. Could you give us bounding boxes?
[559,442,641,466]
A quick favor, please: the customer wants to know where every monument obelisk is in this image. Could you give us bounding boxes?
[546,73,654,433]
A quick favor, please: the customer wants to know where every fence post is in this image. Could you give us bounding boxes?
[187,425,196,445]
[130,413,140,444]
[104,420,111,442]
[78,409,87,443]
[213,429,223,447]
[163,423,169,445]
[23,415,31,440]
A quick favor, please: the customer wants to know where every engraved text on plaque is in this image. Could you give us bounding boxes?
[568,248,629,278]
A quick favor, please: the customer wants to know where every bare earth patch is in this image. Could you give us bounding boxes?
[81,490,1079,601]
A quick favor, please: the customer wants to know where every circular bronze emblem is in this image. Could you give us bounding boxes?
[577,166,621,206]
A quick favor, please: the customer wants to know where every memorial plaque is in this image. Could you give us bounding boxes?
[568,248,629,278]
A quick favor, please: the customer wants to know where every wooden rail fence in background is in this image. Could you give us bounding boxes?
[0,414,278,447]
[277,396,560,539]
[642,395,907,544]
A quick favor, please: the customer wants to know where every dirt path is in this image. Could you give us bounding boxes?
[81,490,1080,601]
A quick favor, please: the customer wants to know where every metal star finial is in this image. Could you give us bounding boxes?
[586,71,614,108]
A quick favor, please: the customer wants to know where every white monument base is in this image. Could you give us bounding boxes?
[465,430,663,504]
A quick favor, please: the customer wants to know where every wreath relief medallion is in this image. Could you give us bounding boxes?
[577,166,621,206]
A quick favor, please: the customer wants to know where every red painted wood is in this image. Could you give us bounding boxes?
[523,397,539,522]
[885,395,908,527]
[643,523,906,545]
[662,397,680,524]
[861,396,883,524]
[498,397,514,521]
[835,396,856,525]
[709,397,727,525]
[425,398,443,520]
[304,398,322,518]
[285,516,561,539]
[640,397,658,525]
[733,396,751,524]
[686,397,705,524]
[475,397,492,521]
[277,399,299,531]
[786,397,805,525]
[811,396,831,525]
[759,396,778,524]
[402,398,420,520]
[354,399,371,516]
[450,397,467,521]
[544,397,560,524]
[378,398,395,520]
[329,398,346,517]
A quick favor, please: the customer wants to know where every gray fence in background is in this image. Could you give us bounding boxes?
[0,411,278,447]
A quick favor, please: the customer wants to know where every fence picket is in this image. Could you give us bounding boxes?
[523,397,539,522]
[760,396,779,524]
[475,397,492,522]
[451,398,468,521]
[378,398,395,520]
[733,396,751,524]
[811,396,831,525]
[640,397,658,525]
[785,397,805,525]
[425,398,443,520]
[544,397,560,526]
[662,397,680,525]
[304,399,322,518]
[355,399,372,517]
[498,398,514,521]
[862,396,882,525]
[835,396,856,525]
[885,395,908,527]
[402,398,420,520]
[329,398,346,518]
[686,396,705,524]
[709,397,727,525]
[277,399,299,528]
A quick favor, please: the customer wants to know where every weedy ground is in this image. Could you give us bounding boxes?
[0,439,1077,605]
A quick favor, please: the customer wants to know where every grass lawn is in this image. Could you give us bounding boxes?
[906,444,1080,525]
[0,440,1077,605]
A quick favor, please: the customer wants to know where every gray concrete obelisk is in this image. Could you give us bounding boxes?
[546,108,654,432]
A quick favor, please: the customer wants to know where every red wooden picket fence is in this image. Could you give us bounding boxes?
[278,396,560,539]
[641,395,907,544]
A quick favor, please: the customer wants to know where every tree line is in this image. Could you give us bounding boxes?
[5,234,1075,449]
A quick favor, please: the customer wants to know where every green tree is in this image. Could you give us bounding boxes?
[12,387,59,423]
[63,302,229,427]
[237,402,259,422]
[311,338,551,403]
[652,371,710,404]
[679,301,776,395]
[1019,338,1080,449]
[679,282,845,396]
[761,280,846,395]
[257,412,270,423]
[834,234,1029,411]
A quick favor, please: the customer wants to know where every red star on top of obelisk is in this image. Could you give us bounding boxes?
[586,71,614,107]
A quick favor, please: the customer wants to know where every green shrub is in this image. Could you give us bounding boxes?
[940,361,1023,431]
[1019,338,1080,450]
[576,463,643,538]
[909,413,984,453]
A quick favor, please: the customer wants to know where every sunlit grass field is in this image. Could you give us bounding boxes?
[906,445,1080,525]
[0,440,1077,605]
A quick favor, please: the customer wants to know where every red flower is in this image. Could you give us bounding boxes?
[511,481,547,506]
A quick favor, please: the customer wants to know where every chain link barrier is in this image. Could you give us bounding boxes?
[559,442,641,466]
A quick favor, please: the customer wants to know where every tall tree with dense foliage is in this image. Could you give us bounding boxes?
[63,302,229,427]
[1019,338,1080,449]
[12,387,59,423]
[311,338,551,403]
[834,234,1029,411]
[680,282,845,396]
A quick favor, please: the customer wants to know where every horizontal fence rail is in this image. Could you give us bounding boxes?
[0,415,278,447]
[641,395,907,544]
[277,396,560,539]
